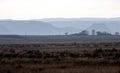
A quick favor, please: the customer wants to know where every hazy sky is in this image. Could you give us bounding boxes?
[0,0,120,20]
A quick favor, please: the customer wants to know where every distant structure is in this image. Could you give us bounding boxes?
[92,29,95,35]
[115,32,119,35]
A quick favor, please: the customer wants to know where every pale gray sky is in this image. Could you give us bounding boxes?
[0,0,120,20]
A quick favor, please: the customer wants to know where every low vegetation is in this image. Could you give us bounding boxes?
[0,43,120,73]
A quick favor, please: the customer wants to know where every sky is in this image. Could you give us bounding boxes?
[0,0,120,20]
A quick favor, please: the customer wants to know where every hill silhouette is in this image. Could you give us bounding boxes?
[86,23,111,35]
[40,18,120,33]
[0,20,80,35]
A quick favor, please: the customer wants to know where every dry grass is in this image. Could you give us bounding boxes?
[0,43,120,73]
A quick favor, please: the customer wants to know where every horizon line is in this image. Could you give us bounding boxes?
[0,17,120,20]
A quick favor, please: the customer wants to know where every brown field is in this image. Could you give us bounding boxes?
[0,43,120,73]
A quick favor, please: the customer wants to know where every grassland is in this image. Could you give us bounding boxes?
[0,43,120,73]
[0,35,120,44]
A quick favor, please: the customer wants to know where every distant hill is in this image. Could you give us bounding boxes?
[40,18,120,33]
[86,23,111,35]
[1,18,120,35]
[0,20,81,35]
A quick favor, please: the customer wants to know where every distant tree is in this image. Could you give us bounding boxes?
[92,29,95,35]
[96,31,112,35]
[70,30,89,36]
[96,31,102,35]
[115,32,119,35]
[65,32,69,35]
[80,30,89,35]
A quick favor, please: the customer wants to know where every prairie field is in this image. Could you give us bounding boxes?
[0,43,120,73]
